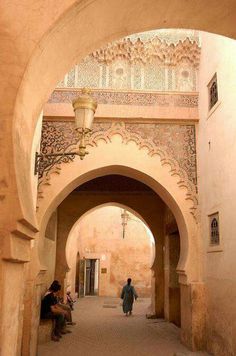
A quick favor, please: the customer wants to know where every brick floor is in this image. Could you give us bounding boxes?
[38,297,209,356]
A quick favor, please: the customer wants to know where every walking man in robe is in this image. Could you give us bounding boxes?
[121,278,138,316]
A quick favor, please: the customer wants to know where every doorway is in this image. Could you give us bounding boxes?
[85,259,99,296]
[75,252,80,295]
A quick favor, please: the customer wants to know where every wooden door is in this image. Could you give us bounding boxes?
[85,259,96,295]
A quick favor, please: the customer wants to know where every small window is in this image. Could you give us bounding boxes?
[208,74,218,110]
[209,213,220,245]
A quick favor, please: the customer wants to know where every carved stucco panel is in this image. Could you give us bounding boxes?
[92,37,200,67]
[49,89,198,108]
[37,121,198,219]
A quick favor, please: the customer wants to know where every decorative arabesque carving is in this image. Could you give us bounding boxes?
[92,37,200,67]
[49,89,198,107]
[37,123,79,179]
[37,121,198,219]
[57,35,200,91]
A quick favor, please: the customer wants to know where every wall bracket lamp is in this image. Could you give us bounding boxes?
[34,88,97,177]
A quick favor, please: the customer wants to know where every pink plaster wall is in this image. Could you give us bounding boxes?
[198,32,236,356]
[43,96,198,121]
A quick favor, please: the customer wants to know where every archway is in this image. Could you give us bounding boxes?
[37,136,198,282]
[6,1,236,235]
[65,203,155,305]
[39,176,182,344]
[35,137,202,348]
[18,132,201,353]
[43,175,165,314]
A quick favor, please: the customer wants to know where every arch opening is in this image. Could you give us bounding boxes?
[65,203,155,308]
[41,173,183,333]
[39,164,192,283]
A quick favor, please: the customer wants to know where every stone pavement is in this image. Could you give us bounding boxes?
[38,297,210,356]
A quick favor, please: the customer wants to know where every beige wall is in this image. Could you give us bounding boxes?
[44,97,198,122]
[198,32,236,355]
[43,210,58,285]
[0,261,25,356]
[66,206,154,298]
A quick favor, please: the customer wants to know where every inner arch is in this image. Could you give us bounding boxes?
[66,201,156,269]
[65,203,156,300]
[39,166,190,277]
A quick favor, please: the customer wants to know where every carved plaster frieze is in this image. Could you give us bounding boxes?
[92,37,200,67]
[48,89,198,108]
[37,121,198,219]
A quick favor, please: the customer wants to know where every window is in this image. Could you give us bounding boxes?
[208,74,218,110]
[209,213,220,245]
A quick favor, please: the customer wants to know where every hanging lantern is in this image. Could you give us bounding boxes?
[72,88,97,134]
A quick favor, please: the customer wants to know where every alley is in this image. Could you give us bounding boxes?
[38,297,209,356]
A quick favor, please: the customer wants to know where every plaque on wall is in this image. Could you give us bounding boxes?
[101,268,107,274]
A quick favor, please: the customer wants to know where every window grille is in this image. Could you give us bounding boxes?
[209,213,220,245]
[208,74,218,110]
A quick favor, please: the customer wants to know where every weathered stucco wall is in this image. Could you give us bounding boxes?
[66,206,154,298]
[198,32,236,356]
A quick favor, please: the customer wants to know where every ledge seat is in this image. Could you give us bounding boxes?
[38,319,53,344]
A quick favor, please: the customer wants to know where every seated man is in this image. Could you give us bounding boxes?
[66,291,75,310]
[41,284,70,341]
[46,281,76,326]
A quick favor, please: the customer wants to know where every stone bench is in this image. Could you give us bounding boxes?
[38,319,53,344]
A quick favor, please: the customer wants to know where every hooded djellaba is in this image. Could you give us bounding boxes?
[121,278,138,316]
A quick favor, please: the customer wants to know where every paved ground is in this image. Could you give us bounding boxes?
[38,297,209,356]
